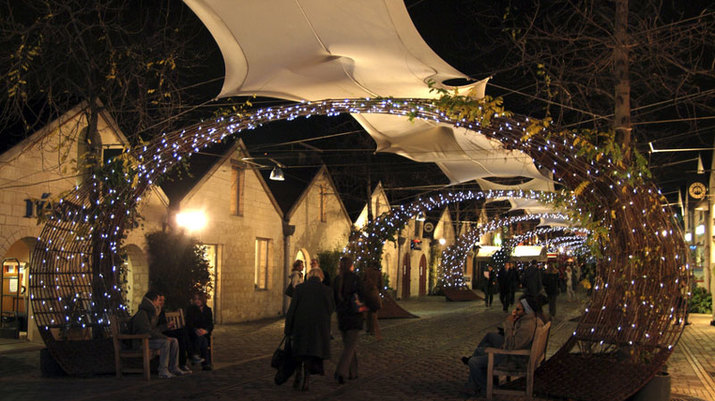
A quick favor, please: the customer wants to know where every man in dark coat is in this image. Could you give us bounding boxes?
[497,264,515,312]
[186,292,214,370]
[131,290,187,378]
[542,265,560,318]
[522,260,543,298]
[285,268,335,391]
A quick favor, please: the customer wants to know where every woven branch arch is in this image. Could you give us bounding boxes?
[30,98,687,400]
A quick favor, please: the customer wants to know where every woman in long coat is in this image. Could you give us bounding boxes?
[333,256,379,384]
[284,267,335,391]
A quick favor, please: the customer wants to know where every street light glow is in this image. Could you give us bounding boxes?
[176,210,208,231]
[695,225,705,235]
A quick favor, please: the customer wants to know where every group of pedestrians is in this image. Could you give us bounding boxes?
[484,259,580,318]
[283,256,381,391]
[129,289,214,378]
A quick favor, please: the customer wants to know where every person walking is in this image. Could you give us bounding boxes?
[483,265,497,307]
[521,260,543,298]
[542,264,560,318]
[284,267,335,391]
[565,265,576,301]
[497,264,515,312]
[364,264,383,340]
[333,256,379,384]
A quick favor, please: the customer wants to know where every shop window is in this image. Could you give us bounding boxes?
[255,238,270,290]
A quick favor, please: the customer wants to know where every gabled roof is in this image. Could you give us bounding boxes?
[259,164,351,223]
[343,180,383,224]
[170,138,284,218]
[0,101,129,164]
[0,101,169,206]
[255,162,318,217]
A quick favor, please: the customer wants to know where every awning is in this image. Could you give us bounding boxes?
[184,0,554,186]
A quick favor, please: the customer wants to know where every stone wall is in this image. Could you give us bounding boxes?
[181,149,285,323]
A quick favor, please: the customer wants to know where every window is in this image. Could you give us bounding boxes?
[231,161,245,216]
[319,184,327,222]
[255,238,270,290]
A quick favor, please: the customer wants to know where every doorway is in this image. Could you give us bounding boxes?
[401,253,411,299]
[418,254,427,296]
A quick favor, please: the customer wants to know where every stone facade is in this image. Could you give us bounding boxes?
[176,142,285,323]
[286,166,352,272]
[0,104,167,341]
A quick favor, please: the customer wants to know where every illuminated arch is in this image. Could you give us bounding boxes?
[30,98,686,400]
[438,213,572,287]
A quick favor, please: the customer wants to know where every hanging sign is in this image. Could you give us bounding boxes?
[688,182,706,200]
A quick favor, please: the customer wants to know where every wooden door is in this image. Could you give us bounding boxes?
[418,255,427,296]
[401,253,411,299]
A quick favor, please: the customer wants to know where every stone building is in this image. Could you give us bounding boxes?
[164,139,286,323]
[0,103,167,342]
[258,163,353,310]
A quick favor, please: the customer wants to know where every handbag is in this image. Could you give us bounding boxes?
[270,335,287,369]
[272,336,297,385]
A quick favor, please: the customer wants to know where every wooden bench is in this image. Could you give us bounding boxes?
[164,309,184,331]
[110,314,159,381]
[485,321,551,400]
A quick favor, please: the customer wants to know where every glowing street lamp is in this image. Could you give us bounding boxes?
[176,210,208,232]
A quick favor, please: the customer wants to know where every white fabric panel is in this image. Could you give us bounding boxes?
[184,0,553,187]
[537,216,573,228]
[476,176,555,192]
[484,197,560,215]
[184,0,480,100]
[353,113,551,184]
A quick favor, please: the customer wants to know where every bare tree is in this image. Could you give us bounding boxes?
[0,0,219,147]
[409,0,714,167]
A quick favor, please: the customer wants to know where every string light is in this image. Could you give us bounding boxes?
[28,96,687,378]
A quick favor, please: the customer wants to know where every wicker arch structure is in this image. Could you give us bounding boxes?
[30,98,687,399]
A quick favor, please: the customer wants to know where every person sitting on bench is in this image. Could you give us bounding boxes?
[131,290,189,378]
[461,296,540,396]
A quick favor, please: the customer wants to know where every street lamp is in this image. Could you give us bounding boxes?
[176,210,208,232]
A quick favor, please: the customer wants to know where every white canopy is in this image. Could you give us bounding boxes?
[185,0,554,186]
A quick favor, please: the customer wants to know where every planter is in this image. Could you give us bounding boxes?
[631,372,670,401]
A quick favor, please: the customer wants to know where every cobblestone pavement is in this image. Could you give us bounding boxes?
[0,293,713,401]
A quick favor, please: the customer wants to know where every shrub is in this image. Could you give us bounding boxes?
[317,249,341,285]
[146,230,212,310]
[688,286,712,314]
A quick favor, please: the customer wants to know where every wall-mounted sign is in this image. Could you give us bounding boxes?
[423,222,434,233]
[689,182,706,199]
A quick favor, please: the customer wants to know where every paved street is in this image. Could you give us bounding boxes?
[0,293,713,401]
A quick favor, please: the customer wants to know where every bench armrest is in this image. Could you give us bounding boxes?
[116,333,151,340]
[485,347,530,356]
